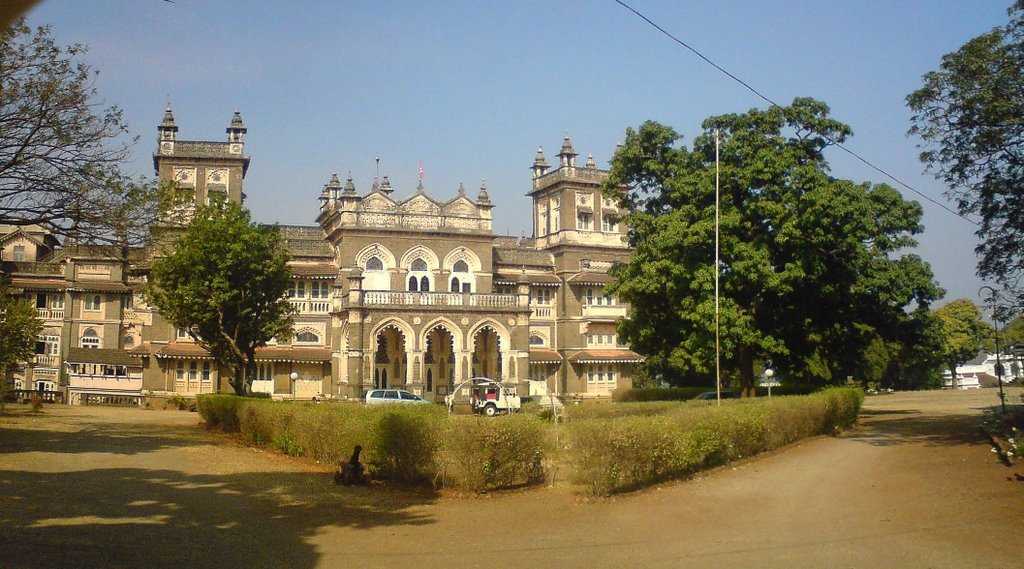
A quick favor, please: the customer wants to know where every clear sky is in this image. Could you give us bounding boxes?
[24,0,1012,306]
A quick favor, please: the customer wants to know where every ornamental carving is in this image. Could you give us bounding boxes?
[172,167,196,185]
[206,168,229,185]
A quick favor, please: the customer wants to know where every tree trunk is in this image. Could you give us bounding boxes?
[738,346,756,397]
[948,361,958,390]
[244,349,257,397]
[230,364,247,396]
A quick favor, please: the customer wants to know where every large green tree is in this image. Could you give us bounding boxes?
[907,2,1024,310]
[0,284,42,414]
[606,99,942,394]
[933,299,991,386]
[146,203,295,395]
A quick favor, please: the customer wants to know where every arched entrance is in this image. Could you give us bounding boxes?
[472,326,502,379]
[424,326,455,397]
[374,325,407,389]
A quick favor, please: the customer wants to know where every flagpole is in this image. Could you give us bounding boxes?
[715,129,721,406]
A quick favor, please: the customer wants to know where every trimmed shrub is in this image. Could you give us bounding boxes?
[613,387,713,402]
[568,387,863,495]
[373,406,446,483]
[438,414,548,491]
[197,394,246,431]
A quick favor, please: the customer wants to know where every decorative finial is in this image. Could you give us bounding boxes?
[343,172,356,194]
[380,175,393,194]
[457,182,466,196]
[585,153,596,169]
[477,180,490,204]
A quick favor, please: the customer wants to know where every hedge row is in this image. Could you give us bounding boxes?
[197,395,548,492]
[567,388,864,495]
[613,387,713,402]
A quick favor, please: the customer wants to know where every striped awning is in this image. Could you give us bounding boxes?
[568,349,644,363]
[567,272,615,286]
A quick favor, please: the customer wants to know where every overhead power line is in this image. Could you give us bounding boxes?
[612,0,978,226]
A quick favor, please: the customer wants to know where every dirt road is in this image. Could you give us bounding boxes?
[1,389,1021,569]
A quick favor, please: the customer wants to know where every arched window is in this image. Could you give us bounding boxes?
[408,276,419,291]
[529,335,544,346]
[450,277,460,292]
[411,258,428,271]
[365,256,384,271]
[453,260,469,273]
[81,328,100,349]
[420,276,430,291]
[426,369,433,392]
[296,330,320,344]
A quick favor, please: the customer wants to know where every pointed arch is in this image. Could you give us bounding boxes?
[468,319,510,353]
[354,243,396,270]
[399,245,440,271]
[443,247,482,273]
[419,317,464,352]
[370,318,417,350]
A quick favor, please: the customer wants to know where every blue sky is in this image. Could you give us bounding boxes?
[25,0,1012,306]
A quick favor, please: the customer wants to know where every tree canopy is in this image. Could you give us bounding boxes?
[605,98,943,393]
[146,203,294,395]
[0,284,42,413]
[0,19,158,246]
[907,1,1024,310]
[933,299,992,384]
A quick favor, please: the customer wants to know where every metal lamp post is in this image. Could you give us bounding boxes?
[978,286,1007,414]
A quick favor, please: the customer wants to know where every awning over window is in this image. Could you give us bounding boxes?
[66,347,139,367]
[255,346,332,363]
[9,278,65,291]
[493,273,561,287]
[566,272,615,286]
[288,263,338,278]
[528,349,562,363]
[568,349,643,363]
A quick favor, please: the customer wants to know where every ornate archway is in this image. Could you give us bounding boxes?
[424,326,456,396]
[373,323,407,389]
[472,325,502,379]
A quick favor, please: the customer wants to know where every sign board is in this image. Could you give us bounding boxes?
[759,377,780,388]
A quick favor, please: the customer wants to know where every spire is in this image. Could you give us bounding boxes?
[158,105,178,144]
[226,110,246,147]
[477,180,491,205]
[531,146,550,179]
[343,173,356,194]
[585,153,596,169]
[379,175,393,195]
[557,135,578,167]
[325,172,342,199]
[457,182,466,196]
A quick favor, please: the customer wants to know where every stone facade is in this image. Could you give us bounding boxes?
[0,110,641,403]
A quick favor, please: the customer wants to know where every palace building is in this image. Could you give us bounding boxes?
[0,108,642,405]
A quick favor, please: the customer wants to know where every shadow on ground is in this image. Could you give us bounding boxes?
[0,409,439,569]
[848,412,986,448]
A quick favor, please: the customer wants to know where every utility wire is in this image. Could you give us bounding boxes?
[613,0,978,226]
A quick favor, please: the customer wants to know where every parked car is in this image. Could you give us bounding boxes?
[694,390,740,400]
[444,377,521,416]
[364,389,429,405]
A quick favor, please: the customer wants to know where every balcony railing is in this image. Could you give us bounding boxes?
[362,291,520,308]
[582,304,628,318]
[34,354,59,368]
[530,305,553,319]
[36,308,64,320]
[288,298,331,314]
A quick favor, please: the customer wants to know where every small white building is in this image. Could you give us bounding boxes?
[942,351,1021,389]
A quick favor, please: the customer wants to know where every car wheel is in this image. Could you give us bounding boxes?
[484,404,498,417]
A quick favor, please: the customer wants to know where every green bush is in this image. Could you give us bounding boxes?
[613,387,713,402]
[197,394,247,431]
[567,388,863,495]
[438,414,548,491]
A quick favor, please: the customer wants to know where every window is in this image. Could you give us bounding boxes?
[36,293,46,308]
[577,212,592,230]
[81,328,100,349]
[202,362,211,382]
[310,280,329,299]
[411,258,428,271]
[176,327,191,340]
[453,260,469,273]
[256,363,273,381]
[84,294,102,311]
[365,256,384,271]
[531,288,551,305]
[462,282,470,293]
[586,364,617,385]
[49,294,64,309]
[295,330,320,344]
[288,280,307,298]
[12,245,26,261]
[384,390,399,400]
[176,361,185,382]
[188,362,198,381]
[584,288,594,305]
[529,335,544,346]
[426,369,433,392]
[551,197,560,232]
[602,214,618,232]
[408,276,419,291]
[450,277,460,292]
[420,276,430,292]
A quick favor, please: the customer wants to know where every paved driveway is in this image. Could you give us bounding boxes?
[1,389,1021,568]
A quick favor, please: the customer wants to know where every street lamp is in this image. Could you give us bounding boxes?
[978,286,1007,414]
